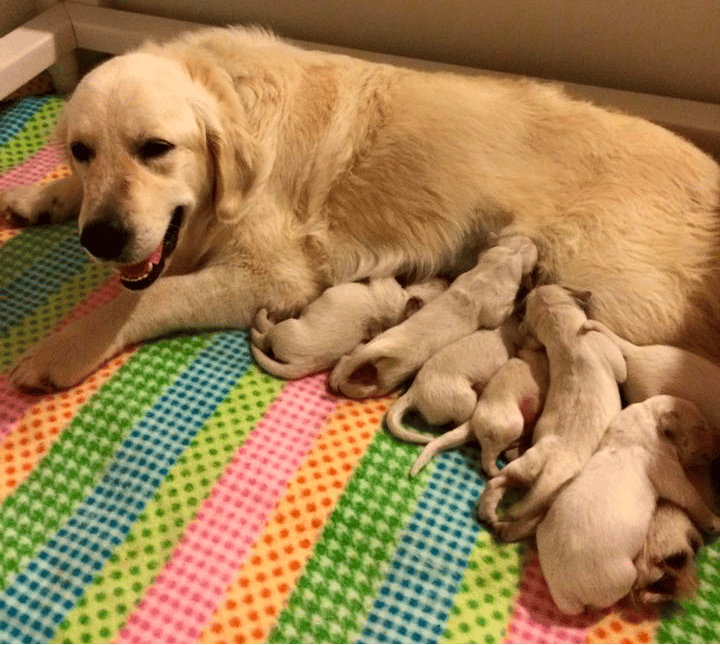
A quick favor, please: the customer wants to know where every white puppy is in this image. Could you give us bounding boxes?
[479,285,626,541]
[385,323,517,444]
[632,501,703,608]
[329,235,536,398]
[250,277,446,379]
[409,348,548,477]
[583,319,720,432]
[536,395,720,615]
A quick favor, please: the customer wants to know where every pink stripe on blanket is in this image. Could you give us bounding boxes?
[504,551,605,644]
[0,145,65,191]
[0,278,123,437]
[116,374,338,644]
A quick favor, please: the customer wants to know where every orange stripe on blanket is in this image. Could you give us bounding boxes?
[586,607,659,644]
[0,349,134,500]
[198,397,392,644]
[0,279,132,498]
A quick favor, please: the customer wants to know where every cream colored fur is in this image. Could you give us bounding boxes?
[2,26,720,390]
[330,234,535,398]
[479,285,627,541]
[385,323,517,444]
[250,277,446,379]
[536,395,720,615]
[409,348,549,478]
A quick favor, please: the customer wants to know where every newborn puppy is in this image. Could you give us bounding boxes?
[479,285,626,541]
[409,348,548,477]
[583,319,720,432]
[535,395,720,615]
[385,322,517,444]
[329,235,536,398]
[251,277,446,379]
[632,501,703,608]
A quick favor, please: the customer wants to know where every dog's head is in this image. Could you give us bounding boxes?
[57,46,269,290]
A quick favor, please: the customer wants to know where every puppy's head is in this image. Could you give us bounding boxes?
[632,501,702,608]
[658,398,719,465]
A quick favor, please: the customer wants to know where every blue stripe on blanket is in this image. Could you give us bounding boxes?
[0,331,251,644]
[358,448,487,644]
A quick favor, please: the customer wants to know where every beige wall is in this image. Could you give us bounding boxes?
[0,0,59,37]
[96,0,720,104]
[4,1,720,105]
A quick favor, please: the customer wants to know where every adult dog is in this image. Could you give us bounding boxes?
[2,26,720,391]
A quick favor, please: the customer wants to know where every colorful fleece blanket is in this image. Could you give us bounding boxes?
[1,91,719,645]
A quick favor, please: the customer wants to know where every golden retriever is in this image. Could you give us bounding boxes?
[2,26,720,391]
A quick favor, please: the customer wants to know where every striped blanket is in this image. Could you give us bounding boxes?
[1,92,719,644]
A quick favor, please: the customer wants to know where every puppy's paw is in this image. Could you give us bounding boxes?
[9,329,106,392]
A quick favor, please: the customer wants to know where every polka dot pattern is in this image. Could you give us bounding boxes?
[53,368,283,644]
[441,531,521,644]
[1,84,720,645]
[0,98,64,171]
[588,608,658,644]
[199,397,388,644]
[116,374,338,644]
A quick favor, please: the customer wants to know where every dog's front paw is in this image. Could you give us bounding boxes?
[9,330,105,392]
[0,179,80,226]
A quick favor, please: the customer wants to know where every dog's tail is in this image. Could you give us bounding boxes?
[250,344,325,380]
[409,421,472,477]
[385,391,431,445]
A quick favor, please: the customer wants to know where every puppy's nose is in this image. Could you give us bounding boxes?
[80,217,131,260]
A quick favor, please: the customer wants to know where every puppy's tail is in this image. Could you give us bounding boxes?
[251,344,324,380]
[409,421,472,477]
[386,392,431,444]
[250,308,274,350]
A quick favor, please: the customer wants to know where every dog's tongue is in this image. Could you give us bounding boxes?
[119,245,163,281]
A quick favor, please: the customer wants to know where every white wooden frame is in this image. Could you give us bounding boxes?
[1,1,719,155]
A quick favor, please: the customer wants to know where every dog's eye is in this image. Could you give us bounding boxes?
[70,141,94,163]
[138,139,175,161]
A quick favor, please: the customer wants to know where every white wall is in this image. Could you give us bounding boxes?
[90,0,720,105]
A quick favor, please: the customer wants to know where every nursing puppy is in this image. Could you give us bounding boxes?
[251,277,446,379]
[479,285,626,541]
[385,322,517,444]
[409,348,548,477]
[583,320,720,432]
[536,395,720,616]
[4,26,720,393]
[330,235,535,398]
[632,501,703,607]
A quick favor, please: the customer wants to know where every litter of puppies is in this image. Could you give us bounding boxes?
[251,234,720,615]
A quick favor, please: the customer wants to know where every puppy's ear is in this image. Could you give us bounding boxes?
[567,288,592,313]
[657,410,680,443]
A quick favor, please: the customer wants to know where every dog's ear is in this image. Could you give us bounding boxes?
[186,59,271,223]
[51,111,69,155]
[205,122,267,222]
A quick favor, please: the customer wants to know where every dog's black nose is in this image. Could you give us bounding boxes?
[80,217,131,260]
